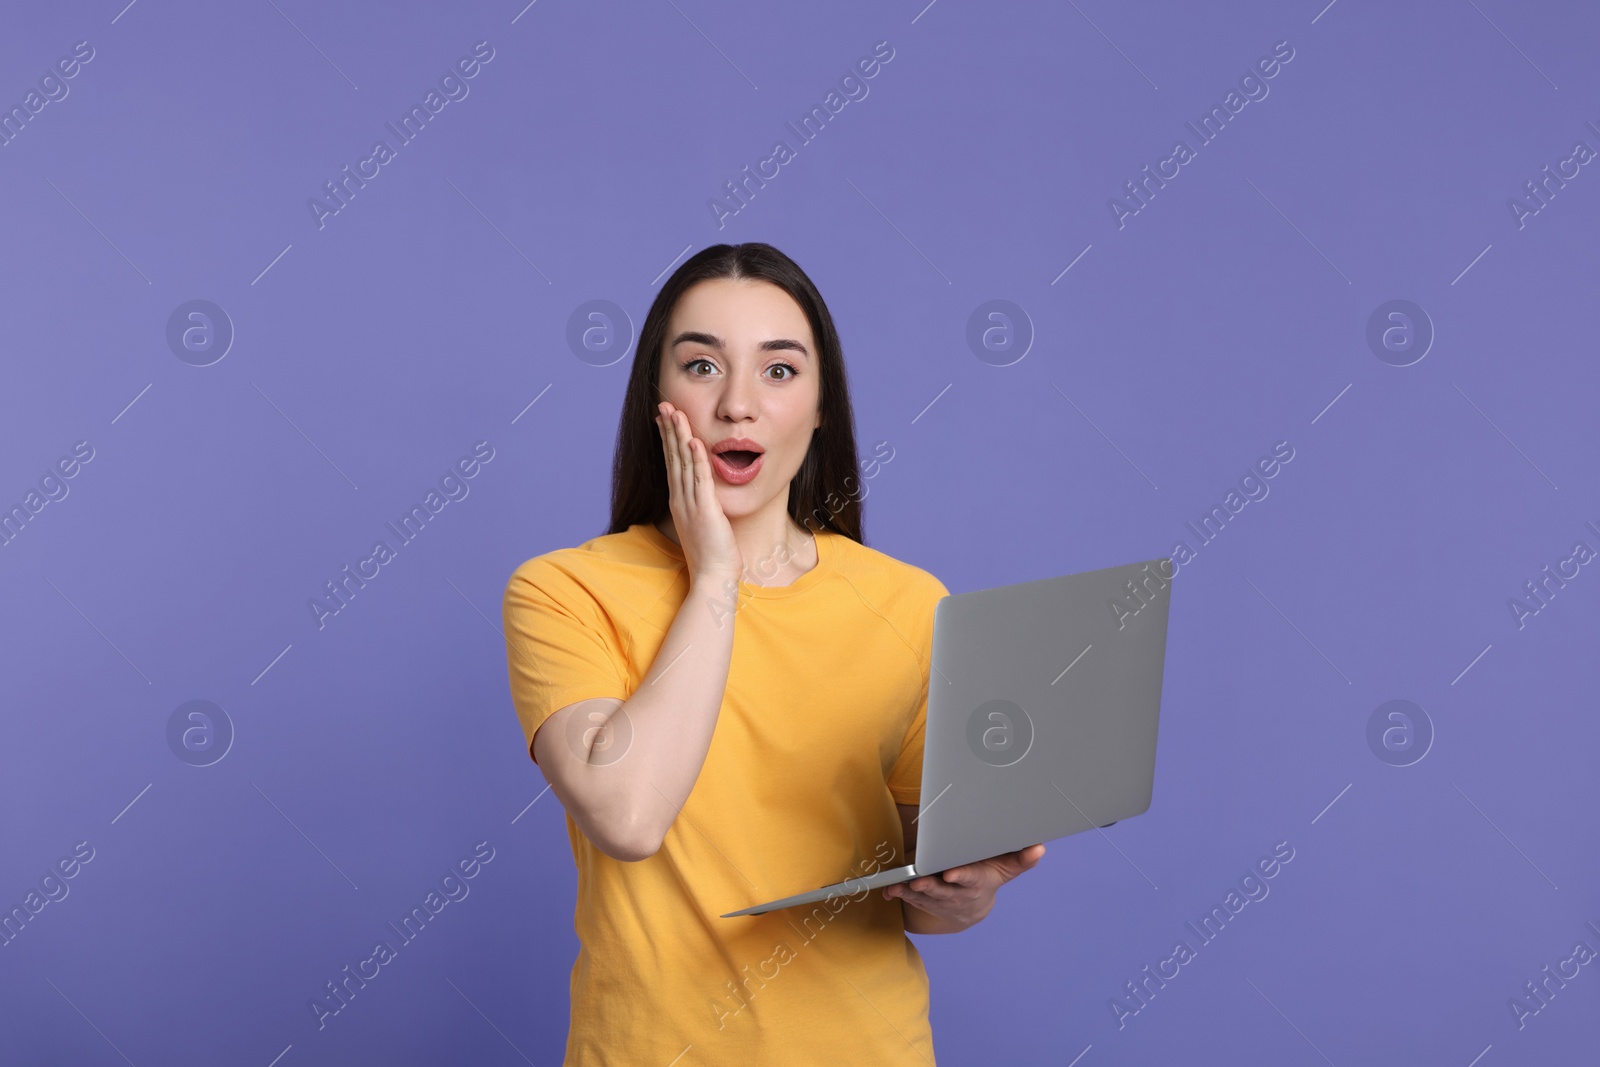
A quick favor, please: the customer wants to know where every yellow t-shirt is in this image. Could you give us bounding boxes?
[502,521,949,1066]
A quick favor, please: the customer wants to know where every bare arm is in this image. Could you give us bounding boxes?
[892,802,1045,934]
[895,803,967,934]
[529,400,748,862]
[532,573,739,862]
[897,802,919,863]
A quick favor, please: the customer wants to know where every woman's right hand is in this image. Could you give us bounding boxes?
[656,401,744,585]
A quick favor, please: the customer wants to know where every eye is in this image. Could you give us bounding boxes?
[768,362,799,381]
[682,358,715,376]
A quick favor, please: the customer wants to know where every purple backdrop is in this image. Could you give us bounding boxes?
[3,1,1597,1063]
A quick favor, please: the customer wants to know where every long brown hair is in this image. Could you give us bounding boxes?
[606,243,865,543]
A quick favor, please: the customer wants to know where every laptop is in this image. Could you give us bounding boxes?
[720,556,1173,918]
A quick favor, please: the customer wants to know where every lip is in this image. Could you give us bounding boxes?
[709,438,764,486]
[711,437,765,456]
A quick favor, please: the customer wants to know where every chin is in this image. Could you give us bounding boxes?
[714,487,776,518]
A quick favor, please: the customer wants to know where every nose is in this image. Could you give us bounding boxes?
[715,369,757,422]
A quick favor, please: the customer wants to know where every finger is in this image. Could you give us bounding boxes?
[937,865,984,888]
[906,876,960,902]
[688,431,711,502]
[1009,844,1046,871]
[666,409,691,507]
[656,412,679,514]
[886,883,930,905]
[884,880,931,900]
[658,406,679,483]
[900,884,970,910]
[675,411,698,507]
[989,845,1046,883]
[677,411,699,492]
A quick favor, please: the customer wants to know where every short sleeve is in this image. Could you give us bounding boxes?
[886,572,948,806]
[502,560,630,765]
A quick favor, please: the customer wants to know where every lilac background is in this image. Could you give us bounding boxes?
[3,0,1598,1064]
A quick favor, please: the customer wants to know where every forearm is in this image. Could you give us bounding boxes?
[901,898,977,935]
[601,573,740,853]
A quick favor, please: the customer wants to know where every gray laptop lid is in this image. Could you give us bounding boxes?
[719,556,1172,918]
[910,557,1172,874]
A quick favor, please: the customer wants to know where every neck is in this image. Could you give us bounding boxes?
[657,501,815,579]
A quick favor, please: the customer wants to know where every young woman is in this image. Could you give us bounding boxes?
[502,242,1044,1065]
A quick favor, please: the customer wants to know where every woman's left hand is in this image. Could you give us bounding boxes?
[884,843,1046,931]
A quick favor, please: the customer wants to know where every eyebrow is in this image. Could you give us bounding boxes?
[669,331,809,359]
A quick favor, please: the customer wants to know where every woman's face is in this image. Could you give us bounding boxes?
[655,277,822,521]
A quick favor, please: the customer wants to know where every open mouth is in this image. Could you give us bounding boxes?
[721,450,760,469]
